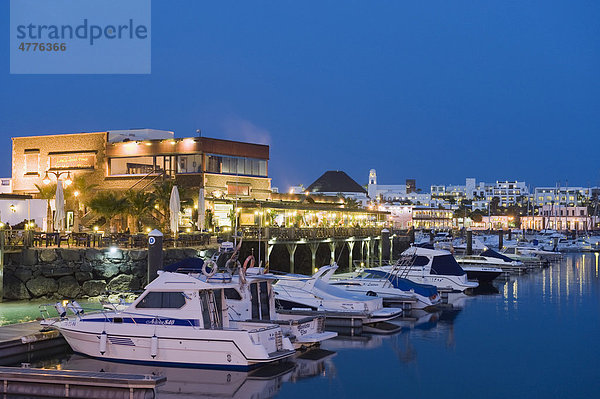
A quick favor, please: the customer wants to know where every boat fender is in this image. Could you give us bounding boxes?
[202,260,217,278]
[151,335,158,358]
[99,331,107,355]
[243,255,255,272]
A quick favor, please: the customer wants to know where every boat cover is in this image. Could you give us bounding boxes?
[365,270,438,298]
[164,257,205,273]
[480,249,514,263]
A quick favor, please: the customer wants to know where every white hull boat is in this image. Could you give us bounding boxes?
[327,269,441,310]
[376,245,478,292]
[273,265,403,324]
[43,271,295,369]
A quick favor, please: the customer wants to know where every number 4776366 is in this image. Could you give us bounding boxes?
[18,43,66,51]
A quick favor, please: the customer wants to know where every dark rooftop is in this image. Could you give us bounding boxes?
[306,171,367,194]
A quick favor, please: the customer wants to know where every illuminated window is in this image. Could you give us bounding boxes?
[177,154,203,173]
[109,156,154,175]
[227,184,250,196]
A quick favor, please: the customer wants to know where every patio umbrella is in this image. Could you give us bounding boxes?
[198,187,205,231]
[54,180,65,232]
[169,185,180,234]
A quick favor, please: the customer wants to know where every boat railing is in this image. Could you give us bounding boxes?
[39,301,202,329]
[384,248,419,287]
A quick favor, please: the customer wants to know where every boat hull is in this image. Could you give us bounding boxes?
[57,324,294,370]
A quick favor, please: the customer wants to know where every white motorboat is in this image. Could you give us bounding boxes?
[376,245,478,292]
[163,254,337,350]
[42,271,295,369]
[327,269,441,310]
[205,266,338,349]
[501,246,545,267]
[272,265,403,324]
[456,248,523,278]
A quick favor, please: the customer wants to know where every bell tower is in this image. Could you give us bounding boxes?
[368,169,377,200]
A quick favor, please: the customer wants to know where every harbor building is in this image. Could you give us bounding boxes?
[521,205,599,231]
[534,186,592,207]
[11,129,271,230]
[11,129,271,199]
[410,207,453,230]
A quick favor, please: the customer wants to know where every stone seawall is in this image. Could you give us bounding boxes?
[2,247,202,301]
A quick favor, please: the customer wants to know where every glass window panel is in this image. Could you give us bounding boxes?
[245,158,252,175]
[259,160,266,176]
[222,156,230,174]
[110,156,154,175]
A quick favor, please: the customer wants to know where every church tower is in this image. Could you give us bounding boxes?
[368,169,377,200]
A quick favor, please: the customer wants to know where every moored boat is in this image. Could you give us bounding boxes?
[42,271,296,369]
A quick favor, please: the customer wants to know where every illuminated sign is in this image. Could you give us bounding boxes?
[50,153,95,170]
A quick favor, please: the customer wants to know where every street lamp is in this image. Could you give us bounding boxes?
[42,170,72,186]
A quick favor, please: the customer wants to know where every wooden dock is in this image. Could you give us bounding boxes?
[0,320,67,364]
[0,366,165,399]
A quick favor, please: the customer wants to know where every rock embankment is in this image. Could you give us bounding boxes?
[2,247,200,300]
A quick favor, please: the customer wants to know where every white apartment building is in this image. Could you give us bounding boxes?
[534,187,591,207]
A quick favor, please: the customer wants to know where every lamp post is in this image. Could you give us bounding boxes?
[42,170,73,186]
[42,170,73,232]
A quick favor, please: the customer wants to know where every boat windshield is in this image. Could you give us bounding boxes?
[430,255,465,276]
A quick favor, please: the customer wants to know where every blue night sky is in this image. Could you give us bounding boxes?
[1,1,599,190]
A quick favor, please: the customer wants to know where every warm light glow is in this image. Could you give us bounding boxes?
[146,227,151,233]
[64,172,73,186]
[42,172,51,185]
[170,140,177,145]
[73,190,80,197]
[9,204,16,213]
[193,204,198,209]
[154,204,159,209]
[109,246,118,254]
[144,142,152,146]
[186,228,191,233]
[93,226,99,231]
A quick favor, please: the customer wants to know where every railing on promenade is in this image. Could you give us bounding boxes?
[239,226,385,240]
[0,230,211,250]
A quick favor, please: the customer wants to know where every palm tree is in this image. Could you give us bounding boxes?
[88,192,128,232]
[125,190,156,232]
[152,180,192,229]
[34,183,57,232]
[65,175,98,232]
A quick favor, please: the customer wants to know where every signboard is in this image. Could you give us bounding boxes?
[50,153,95,170]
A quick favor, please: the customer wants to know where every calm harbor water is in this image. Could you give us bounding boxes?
[5,254,600,398]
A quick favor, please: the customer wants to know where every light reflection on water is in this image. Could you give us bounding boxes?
[4,254,600,398]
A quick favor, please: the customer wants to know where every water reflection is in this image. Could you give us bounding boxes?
[26,349,335,399]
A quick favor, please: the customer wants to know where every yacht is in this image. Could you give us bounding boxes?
[375,245,478,292]
[456,248,523,278]
[202,266,338,349]
[327,269,441,310]
[272,265,403,325]
[42,271,296,369]
[501,246,545,267]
